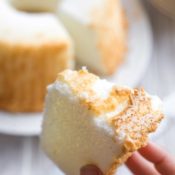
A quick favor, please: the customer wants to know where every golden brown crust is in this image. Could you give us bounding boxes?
[91,0,128,75]
[58,69,131,115]
[106,152,132,175]
[111,89,163,152]
[0,41,73,112]
[58,68,98,96]
[105,89,164,175]
[82,88,130,116]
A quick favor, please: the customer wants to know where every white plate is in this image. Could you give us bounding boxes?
[0,112,42,136]
[0,0,153,137]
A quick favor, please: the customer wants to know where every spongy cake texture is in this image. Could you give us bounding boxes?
[41,69,164,175]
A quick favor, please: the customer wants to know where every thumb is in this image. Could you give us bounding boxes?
[80,165,103,175]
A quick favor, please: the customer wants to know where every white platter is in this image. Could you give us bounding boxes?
[0,0,153,137]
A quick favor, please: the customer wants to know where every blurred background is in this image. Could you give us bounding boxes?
[0,0,175,174]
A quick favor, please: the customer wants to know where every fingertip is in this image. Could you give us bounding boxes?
[126,152,139,166]
[80,165,103,175]
[139,142,166,162]
[138,142,175,174]
[126,152,159,175]
[138,142,150,152]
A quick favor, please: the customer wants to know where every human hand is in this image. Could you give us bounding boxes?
[80,143,175,175]
[126,142,175,175]
[80,165,103,175]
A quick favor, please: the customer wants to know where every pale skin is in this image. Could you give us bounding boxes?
[80,143,175,175]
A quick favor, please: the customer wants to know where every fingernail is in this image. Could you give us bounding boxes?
[80,165,103,175]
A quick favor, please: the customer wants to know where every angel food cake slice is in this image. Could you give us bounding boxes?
[41,69,164,175]
[58,0,127,75]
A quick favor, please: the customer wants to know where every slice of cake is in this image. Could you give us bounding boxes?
[58,0,127,75]
[41,68,164,175]
[10,0,59,12]
[0,0,74,112]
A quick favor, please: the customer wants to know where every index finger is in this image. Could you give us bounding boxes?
[139,142,175,175]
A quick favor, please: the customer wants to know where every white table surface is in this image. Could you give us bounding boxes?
[1,1,175,175]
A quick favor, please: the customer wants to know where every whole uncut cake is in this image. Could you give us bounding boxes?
[0,0,74,112]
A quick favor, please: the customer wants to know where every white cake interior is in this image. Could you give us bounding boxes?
[42,80,124,175]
